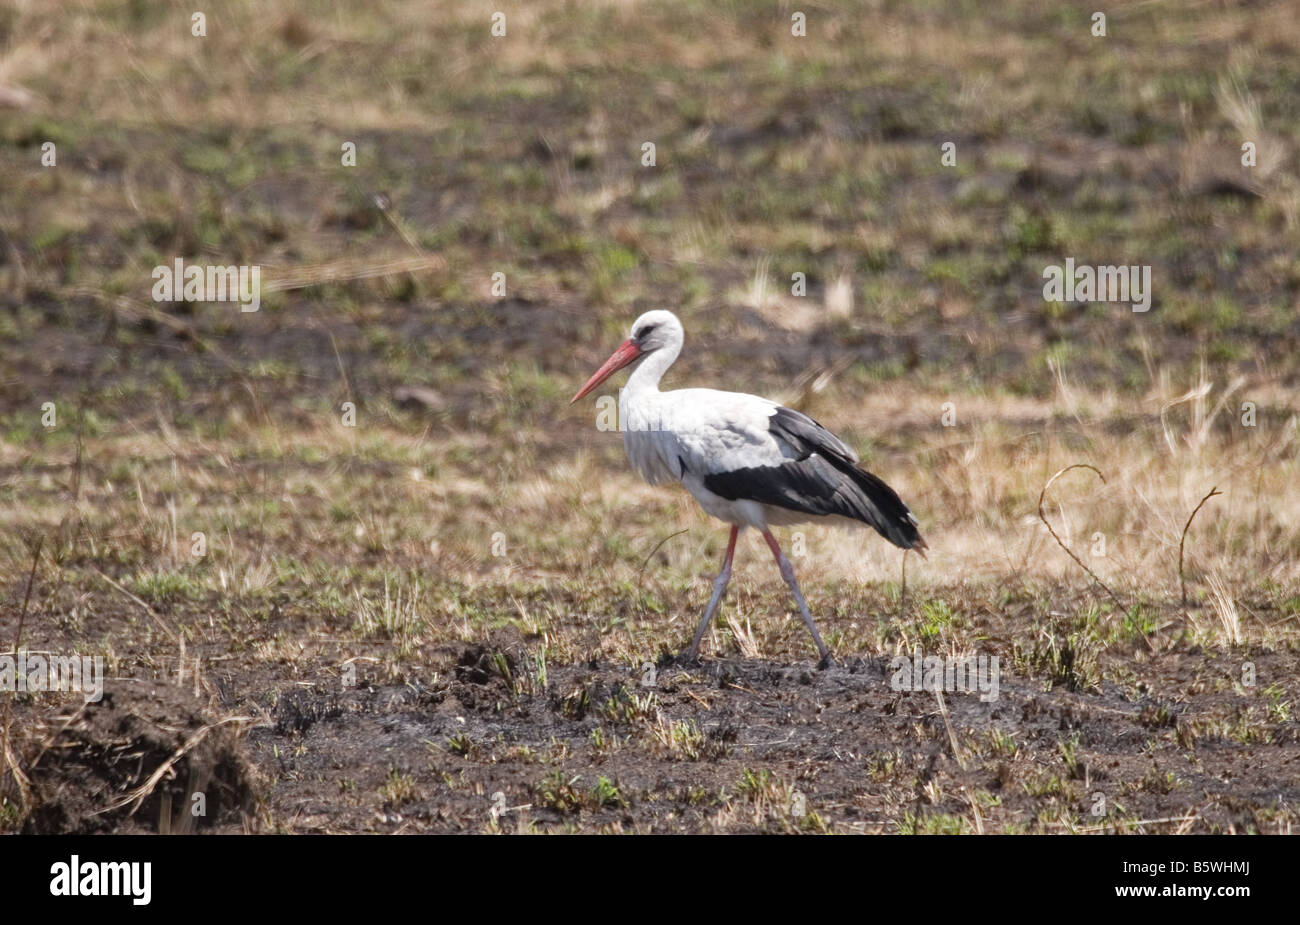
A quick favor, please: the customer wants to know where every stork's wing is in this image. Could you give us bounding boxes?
[765,405,859,466]
[694,402,927,552]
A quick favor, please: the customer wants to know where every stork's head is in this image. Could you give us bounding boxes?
[571,310,683,403]
[625,309,682,356]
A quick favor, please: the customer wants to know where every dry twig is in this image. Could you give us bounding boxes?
[1179,486,1223,608]
[1037,464,1125,612]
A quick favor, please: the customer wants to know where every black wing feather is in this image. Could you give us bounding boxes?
[703,406,927,551]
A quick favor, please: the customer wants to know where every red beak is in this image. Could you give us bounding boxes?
[571,339,641,403]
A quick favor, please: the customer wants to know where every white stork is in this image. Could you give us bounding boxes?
[572,310,927,668]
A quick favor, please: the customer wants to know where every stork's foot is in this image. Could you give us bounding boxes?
[672,649,702,667]
[816,651,834,671]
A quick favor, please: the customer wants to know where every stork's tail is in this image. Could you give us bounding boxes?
[837,462,928,555]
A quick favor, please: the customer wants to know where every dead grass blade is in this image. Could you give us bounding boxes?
[92,568,180,644]
[934,688,968,771]
[261,254,446,293]
[724,613,760,658]
[1205,572,1241,646]
[90,716,252,816]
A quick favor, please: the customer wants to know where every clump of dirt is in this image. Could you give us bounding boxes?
[456,643,519,686]
[16,682,261,834]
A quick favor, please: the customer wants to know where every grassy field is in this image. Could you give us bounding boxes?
[1,0,1298,834]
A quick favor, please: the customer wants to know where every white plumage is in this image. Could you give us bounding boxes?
[574,309,926,666]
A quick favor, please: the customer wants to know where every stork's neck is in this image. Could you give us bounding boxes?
[624,340,680,398]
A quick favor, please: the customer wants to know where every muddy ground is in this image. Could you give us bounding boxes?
[9,628,1298,834]
[246,646,1300,834]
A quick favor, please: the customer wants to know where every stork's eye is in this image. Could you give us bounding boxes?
[635,324,658,341]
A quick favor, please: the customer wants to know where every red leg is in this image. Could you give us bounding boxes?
[761,528,831,665]
[685,526,740,660]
